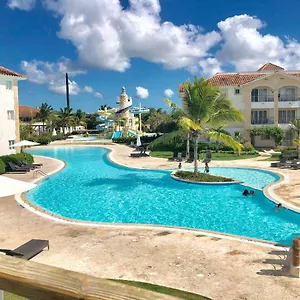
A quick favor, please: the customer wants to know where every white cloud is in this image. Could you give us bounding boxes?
[83,86,94,93]
[216,14,300,71]
[7,0,36,11]
[136,86,149,99]
[49,80,81,95]
[94,92,103,98]
[21,58,102,96]
[164,89,174,98]
[41,0,221,73]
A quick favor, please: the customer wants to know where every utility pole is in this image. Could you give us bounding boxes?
[66,73,70,108]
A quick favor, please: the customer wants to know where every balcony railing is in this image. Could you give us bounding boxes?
[278,117,297,124]
[279,94,300,102]
[251,95,274,102]
[251,117,274,125]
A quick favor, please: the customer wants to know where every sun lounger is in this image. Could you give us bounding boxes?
[270,159,286,168]
[290,160,300,170]
[7,162,30,173]
[168,151,179,161]
[130,150,142,158]
[0,239,49,260]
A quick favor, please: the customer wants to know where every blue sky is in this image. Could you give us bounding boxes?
[2,0,300,112]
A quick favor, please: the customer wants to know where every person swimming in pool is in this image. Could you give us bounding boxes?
[204,162,209,173]
[249,190,255,196]
[242,189,249,196]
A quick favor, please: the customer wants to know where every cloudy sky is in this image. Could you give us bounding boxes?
[3,0,300,111]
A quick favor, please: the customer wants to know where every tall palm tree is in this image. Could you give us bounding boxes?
[36,103,53,132]
[289,119,300,158]
[155,77,243,175]
[58,107,73,133]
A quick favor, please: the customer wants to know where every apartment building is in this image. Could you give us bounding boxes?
[0,66,26,155]
[179,62,300,147]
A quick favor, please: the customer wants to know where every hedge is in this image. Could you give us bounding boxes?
[112,136,161,145]
[0,159,5,174]
[0,153,34,172]
[280,149,298,160]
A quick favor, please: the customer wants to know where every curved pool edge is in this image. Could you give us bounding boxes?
[16,145,296,247]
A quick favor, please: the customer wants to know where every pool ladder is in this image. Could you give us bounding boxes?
[33,169,49,179]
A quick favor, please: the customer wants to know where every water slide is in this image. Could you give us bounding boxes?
[112,131,122,139]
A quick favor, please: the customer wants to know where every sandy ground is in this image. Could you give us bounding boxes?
[1,143,300,300]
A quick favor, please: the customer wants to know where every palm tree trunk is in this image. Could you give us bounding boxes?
[194,136,198,176]
[186,133,190,159]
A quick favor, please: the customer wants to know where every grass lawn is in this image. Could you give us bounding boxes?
[150,151,259,161]
[114,280,211,300]
[3,292,25,300]
[263,153,281,161]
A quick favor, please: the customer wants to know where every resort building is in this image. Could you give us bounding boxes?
[0,66,26,155]
[19,105,39,123]
[179,62,300,148]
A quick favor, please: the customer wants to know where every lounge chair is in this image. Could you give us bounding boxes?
[186,151,195,163]
[18,162,42,169]
[270,159,286,168]
[290,160,300,170]
[181,151,187,160]
[0,239,49,260]
[130,150,142,158]
[7,162,30,173]
[168,151,179,161]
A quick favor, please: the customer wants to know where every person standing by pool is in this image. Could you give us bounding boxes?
[178,162,182,169]
[204,162,209,173]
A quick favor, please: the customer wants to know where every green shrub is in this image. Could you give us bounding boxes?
[113,136,160,145]
[0,153,34,171]
[175,171,234,182]
[34,135,52,145]
[51,133,68,141]
[280,149,297,160]
[0,159,5,174]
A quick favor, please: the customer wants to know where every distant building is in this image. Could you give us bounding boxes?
[179,62,300,148]
[19,105,39,123]
[0,66,26,155]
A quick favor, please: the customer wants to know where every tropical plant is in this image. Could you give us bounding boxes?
[57,107,73,133]
[74,109,87,128]
[289,119,300,158]
[251,126,285,148]
[151,77,243,175]
[36,103,53,129]
[20,124,34,140]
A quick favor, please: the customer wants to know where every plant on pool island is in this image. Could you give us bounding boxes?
[151,77,243,175]
[174,170,234,183]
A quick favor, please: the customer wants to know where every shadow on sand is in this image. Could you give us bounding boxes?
[257,246,293,277]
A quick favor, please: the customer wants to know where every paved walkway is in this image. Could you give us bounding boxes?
[1,144,300,300]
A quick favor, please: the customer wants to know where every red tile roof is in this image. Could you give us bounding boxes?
[207,73,266,87]
[0,66,26,78]
[19,106,39,118]
[257,62,284,72]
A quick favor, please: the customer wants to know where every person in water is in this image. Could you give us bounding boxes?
[178,162,182,169]
[275,203,284,211]
[249,190,255,196]
[242,189,249,196]
[204,162,210,173]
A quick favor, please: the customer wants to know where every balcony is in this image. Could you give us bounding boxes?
[251,95,274,102]
[279,94,300,102]
[278,117,296,124]
[251,117,274,125]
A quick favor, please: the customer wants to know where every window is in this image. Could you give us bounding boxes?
[9,140,15,150]
[6,80,12,90]
[279,110,296,123]
[235,89,240,95]
[7,110,15,120]
[251,88,269,102]
[251,110,268,124]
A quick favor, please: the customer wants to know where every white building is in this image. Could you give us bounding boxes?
[0,66,26,155]
[179,62,300,148]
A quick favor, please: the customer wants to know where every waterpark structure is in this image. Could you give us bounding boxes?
[96,87,149,139]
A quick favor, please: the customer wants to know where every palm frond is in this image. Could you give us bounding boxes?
[206,130,243,151]
[148,130,185,149]
[179,117,202,131]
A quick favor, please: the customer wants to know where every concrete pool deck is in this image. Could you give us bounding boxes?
[1,143,300,299]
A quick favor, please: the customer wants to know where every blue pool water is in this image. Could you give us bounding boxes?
[27,147,300,244]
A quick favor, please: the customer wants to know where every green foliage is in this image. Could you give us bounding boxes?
[0,159,5,174]
[175,171,234,182]
[0,153,34,171]
[20,124,34,140]
[250,126,285,146]
[112,136,160,145]
[33,135,52,145]
[36,103,53,125]
[51,133,68,141]
[280,149,298,160]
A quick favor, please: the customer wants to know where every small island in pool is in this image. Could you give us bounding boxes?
[173,170,235,183]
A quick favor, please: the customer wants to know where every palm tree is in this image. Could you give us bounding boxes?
[57,107,73,133]
[289,119,300,158]
[74,109,87,129]
[36,103,53,132]
[155,77,243,175]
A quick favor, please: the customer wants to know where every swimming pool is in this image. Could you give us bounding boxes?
[26,147,300,244]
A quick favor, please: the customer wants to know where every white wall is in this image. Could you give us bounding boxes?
[0,75,16,156]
